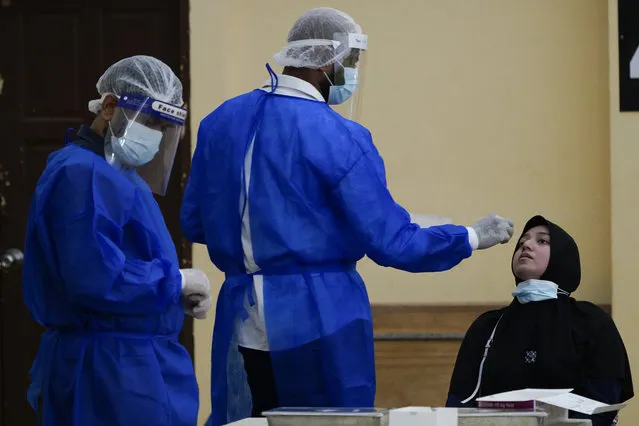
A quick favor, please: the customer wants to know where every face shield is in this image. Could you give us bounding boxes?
[104,92,187,196]
[327,32,368,122]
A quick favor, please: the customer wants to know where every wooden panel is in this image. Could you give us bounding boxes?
[373,305,500,336]
[372,305,485,408]
[375,339,460,408]
[371,304,611,408]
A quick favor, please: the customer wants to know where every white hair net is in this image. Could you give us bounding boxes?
[88,55,183,114]
[273,7,362,69]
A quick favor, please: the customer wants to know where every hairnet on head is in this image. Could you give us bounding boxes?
[88,55,183,114]
[273,7,362,69]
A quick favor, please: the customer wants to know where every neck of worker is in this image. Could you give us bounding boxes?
[282,66,327,101]
[90,116,108,136]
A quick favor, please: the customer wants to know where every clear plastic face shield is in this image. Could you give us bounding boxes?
[327,32,368,121]
[104,92,187,196]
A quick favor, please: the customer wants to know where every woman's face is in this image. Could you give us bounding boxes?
[512,225,551,281]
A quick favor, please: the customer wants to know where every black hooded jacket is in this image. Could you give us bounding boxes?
[446,216,633,425]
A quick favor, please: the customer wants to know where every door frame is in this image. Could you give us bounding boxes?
[177,0,195,360]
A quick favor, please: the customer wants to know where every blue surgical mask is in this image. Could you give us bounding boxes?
[110,121,163,167]
[325,67,358,105]
[512,279,569,304]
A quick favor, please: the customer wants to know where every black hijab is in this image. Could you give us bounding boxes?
[512,215,581,292]
[449,215,633,404]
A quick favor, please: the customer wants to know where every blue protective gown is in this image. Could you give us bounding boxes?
[181,83,473,425]
[23,128,198,426]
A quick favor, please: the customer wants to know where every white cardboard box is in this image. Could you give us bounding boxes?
[389,407,458,426]
[225,419,268,426]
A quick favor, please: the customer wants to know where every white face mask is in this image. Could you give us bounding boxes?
[110,121,163,167]
[512,279,570,304]
[324,67,358,105]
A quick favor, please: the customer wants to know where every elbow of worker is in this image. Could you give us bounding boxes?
[366,249,424,272]
[367,242,471,273]
[179,215,206,244]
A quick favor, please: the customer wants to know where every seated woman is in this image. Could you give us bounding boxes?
[446,215,633,425]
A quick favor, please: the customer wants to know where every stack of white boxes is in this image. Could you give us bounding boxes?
[389,407,458,426]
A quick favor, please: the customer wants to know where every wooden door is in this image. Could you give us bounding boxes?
[0,1,192,424]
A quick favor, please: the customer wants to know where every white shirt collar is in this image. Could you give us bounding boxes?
[260,74,325,102]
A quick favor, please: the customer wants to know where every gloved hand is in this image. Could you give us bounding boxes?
[180,268,212,319]
[184,294,213,319]
[470,214,514,249]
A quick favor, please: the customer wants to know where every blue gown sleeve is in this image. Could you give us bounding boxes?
[180,122,207,244]
[331,138,472,273]
[48,162,182,315]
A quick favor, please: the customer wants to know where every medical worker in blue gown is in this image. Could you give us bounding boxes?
[23,55,212,426]
[181,8,515,425]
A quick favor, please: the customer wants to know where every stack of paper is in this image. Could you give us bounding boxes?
[476,388,626,416]
[476,389,571,410]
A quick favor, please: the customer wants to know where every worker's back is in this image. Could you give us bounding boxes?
[189,88,379,275]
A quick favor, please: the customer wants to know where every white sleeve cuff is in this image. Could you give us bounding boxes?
[466,227,479,250]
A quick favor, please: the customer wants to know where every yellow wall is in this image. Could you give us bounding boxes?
[609,0,639,422]
[190,0,615,422]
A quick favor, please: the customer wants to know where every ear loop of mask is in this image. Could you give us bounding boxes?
[461,314,504,404]
[322,60,345,87]
[109,108,142,139]
[323,71,334,86]
[107,108,138,166]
